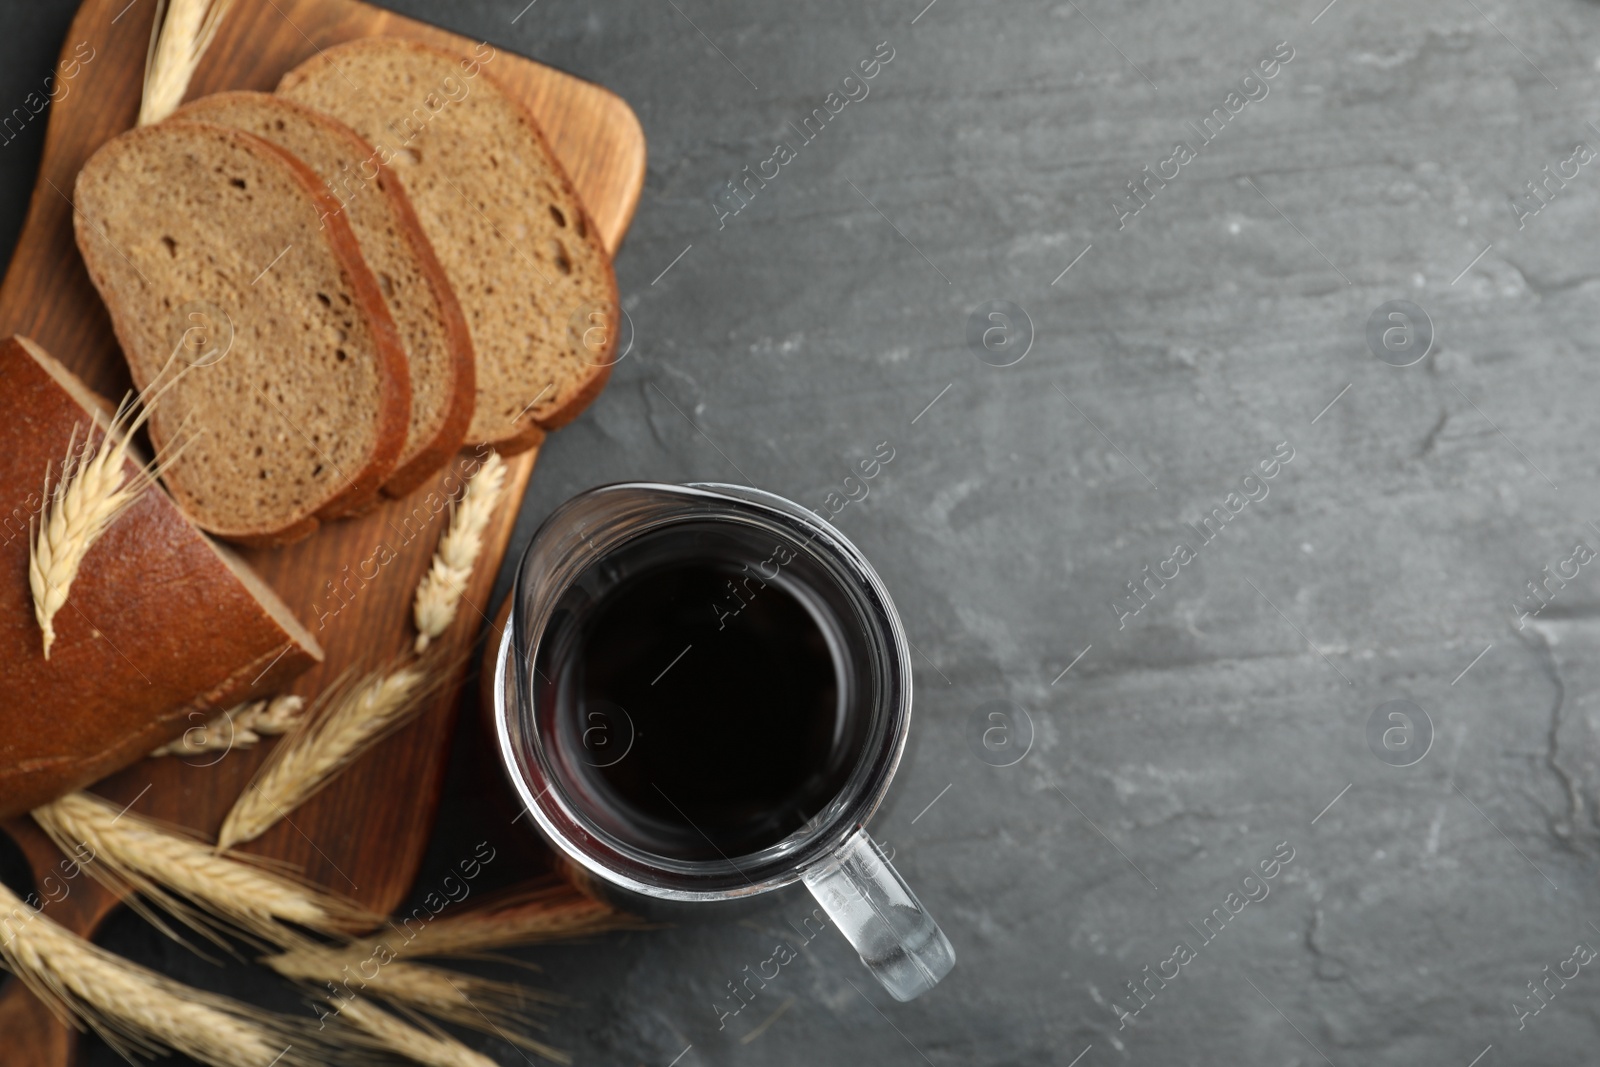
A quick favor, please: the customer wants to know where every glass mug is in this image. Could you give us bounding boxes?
[492,482,955,1000]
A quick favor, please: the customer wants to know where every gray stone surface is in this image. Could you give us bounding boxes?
[7,0,1600,1063]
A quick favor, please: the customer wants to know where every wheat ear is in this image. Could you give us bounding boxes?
[28,400,160,659]
[344,882,637,963]
[138,0,236,126]
[27,348,199,661]
[0,880,346,1067]
[150,695,306,757]
[335,998,503,1067]
[267,943,567,1062]
[413,452,507,653]
[32,791,376,946]
[217,661,440,852]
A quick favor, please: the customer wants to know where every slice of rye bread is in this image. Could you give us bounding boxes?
[279,37,617,451]
[72,120,411,546]
[0,336,320,818]
[170,91,475,499]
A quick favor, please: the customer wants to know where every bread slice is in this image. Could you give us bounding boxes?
[279,37,617,451]
[0,335,321,818]
[72,120,411,545]
[170,91,474,499]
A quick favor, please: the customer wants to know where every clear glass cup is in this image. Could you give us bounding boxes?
[492,482,955,1001]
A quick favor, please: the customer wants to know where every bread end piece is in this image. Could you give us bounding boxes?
[0,335,320,818]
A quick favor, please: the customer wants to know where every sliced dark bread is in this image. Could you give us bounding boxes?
[0,335,320,817]
[170,91,474,499]
[72,120,411,545]
[279,36,617,451]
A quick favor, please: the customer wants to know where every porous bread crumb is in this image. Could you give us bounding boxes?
[171,91,473,496]
[72,120,408,542]
[279,36,617,447]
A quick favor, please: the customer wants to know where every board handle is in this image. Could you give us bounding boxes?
[0,982,75,1067]
[1,818,125,1067]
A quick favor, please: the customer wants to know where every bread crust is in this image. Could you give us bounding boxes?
[279,37,619,444]
[222,513,321,550]
[71,121,412,543]
[534,358,614,432]
[0,336,320,817]
[490,418,547,457]
[466,54,618,436]
[374,161,476,495]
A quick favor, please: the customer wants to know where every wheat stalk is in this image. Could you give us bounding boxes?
[271,884,631,1063]
[138,0,236,126]
[150,695,306,757]
[267,943,567,1062]
[347,882,636,963]
[32,791,376,946]
[335,998,502,1067]
[0,880,343,1067]
[217,661,439,852]
[413,452,506,653]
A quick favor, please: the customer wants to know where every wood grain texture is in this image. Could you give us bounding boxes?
[0,0,642,1061]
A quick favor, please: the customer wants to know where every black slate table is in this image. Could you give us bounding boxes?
[5,1,1600,1064]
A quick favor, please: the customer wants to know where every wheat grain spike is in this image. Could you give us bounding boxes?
[139,0,236,126]
[268,942,567,1061]
[335,998,504,1067]
[217,661,437,851]
[28,356,198,660]
[413,452,507,653]
[251,693,308,733]
[30,420,143,659]
[0,880,348,1067]
[347,881,637,963]
[32,791,376,946]
[149,695,306,757]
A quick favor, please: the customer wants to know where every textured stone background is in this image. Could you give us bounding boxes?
[6,0,1600,1063]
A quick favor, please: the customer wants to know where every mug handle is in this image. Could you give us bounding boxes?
[801,828,955,1001]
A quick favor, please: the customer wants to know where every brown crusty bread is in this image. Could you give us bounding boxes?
[72,120,411,545]
[0,336,321,819]
[279,36,617,451]
[170,91,475,499]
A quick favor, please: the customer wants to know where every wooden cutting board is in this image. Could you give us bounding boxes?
[0,0,643,1061]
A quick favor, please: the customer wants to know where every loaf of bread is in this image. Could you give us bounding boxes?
[279,37,617,451]
[0,336,321,819]
[170,91,475,499]
[72,120,412,545]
